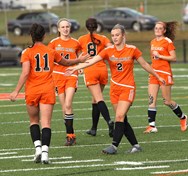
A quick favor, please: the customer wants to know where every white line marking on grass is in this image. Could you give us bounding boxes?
[0,152,17,156]
[1,138,188,153]
[22,156,72,162]
[115,165,169,171]
[151,169,188,175]
[0,73,20,76]
[0,155,33,160]
[114,158,188,166]
[0,124,184,137]
[1,103,188,115]
[0,162,168,173]
[0,84,14,86]
[142,158,188,164]
[53,159,103,164]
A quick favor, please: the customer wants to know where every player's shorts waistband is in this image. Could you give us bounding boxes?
[110,78,135,89]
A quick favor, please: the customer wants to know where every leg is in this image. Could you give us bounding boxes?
[64,87,77,145]
[144,84,159,133]
[27,104,41,163]
[102,101,132,154]
[161,85,187,131]
[124,116,142,153]
[40,103,54,164]
[88,84,114,137]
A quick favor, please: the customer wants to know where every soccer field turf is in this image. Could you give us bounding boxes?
[0,63,187,176]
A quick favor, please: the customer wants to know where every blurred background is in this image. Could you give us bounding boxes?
[0,0,188,64]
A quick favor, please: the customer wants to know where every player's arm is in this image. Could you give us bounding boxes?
[58,53,90,66]
[152,50,176,62]
[137,56,165,85]
[65,55,102,75]
[9,61,30,101]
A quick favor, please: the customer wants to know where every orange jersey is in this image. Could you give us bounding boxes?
[150,37,175,76]
[48,37,81,79]
[99,44,142,88]
[21,43,62,95]
[78,33,110,73]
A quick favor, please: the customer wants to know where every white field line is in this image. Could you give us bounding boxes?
[53,159,103,164]
[0,163,169,173]
[1,94,187,108]
[0,124,182,137]
[151,169,188,175]
[0,155,33,160]
[115,165,169,171]
[22,156,72,162]
[0,103,187,115]
[0,139,188,153]
[0,152,17,156]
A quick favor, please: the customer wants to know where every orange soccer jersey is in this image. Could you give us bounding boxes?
[99,44,142,104]
[99,44,142,88]
[21,43,62,95]
[150,37,175,76]
[78,33,110,73]
[48,37,81,81]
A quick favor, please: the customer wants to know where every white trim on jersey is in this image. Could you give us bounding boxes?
[53,71,78,78]
[154,69,171,75]
[110,78,135,89]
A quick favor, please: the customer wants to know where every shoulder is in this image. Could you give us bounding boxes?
[70,37,79,43]
[78,34,88,42]
[105,45,114,50]
[125,44,136,49]
[164,37,173,43]
[49,37,59,43]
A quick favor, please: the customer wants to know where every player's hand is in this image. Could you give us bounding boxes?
[65,67,76,76]
[158,77,166,85]
[153,50,160,59]
[78,53,90,63]
[9,91,18,102]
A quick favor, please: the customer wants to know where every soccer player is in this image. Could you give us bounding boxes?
[144,21,187,133]
[48,18,81,146]
[78,18,114,137]
[65,24,165,154]
[9,23,88,163]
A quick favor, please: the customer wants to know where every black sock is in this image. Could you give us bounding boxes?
[91,104,100,130]
[30,124,41,143]
[112,122,124,147]
[124,117,138,146]
[65,114,74,134]
[97,101,111,124]
[42,128,51,146]
[148,108,157,127]
[172,105,184,118]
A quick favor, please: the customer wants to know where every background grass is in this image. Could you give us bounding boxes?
[0,63,187,176]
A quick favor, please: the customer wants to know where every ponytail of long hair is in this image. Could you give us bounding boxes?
[85,18,101,45]
[29,23,45,48]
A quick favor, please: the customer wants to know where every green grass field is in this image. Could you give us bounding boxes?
[0,63,187,176]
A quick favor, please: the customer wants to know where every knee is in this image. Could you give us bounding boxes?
[115,115,124,122]
[65,104,72,111]
[163,99,175,109]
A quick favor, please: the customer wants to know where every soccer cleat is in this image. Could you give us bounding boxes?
[180,115,187,132]
[41,152,50,164]
[33,153,41,163]
[143,126,158,133]
[86,129,96,136]
[64,135,76,146]
[126,145,142,154]
[102,145,117,154]
[108,121,114,138]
